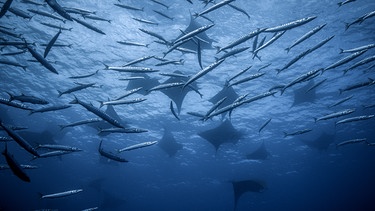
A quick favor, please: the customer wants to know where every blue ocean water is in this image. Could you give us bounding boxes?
[0,0,375,210]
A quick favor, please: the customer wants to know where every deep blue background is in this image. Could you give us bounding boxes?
[1,0,375,210]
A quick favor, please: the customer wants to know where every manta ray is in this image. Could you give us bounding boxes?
[174,15,215,51]
[160,71,200,114]
[126,73,160,96]
[198,119,242,151]
[209,86,239,118]
[300,132,335,151]
[246,140,270,160]
[231,179,266,210]
[158,127,183,157]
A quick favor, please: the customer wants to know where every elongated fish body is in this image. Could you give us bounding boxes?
[253,31,286,59]
[216,46,250,61]
[339,78,375,94]
[361,10,375,23]
[113,87,143,101]
[170,101,180,120]
[281,68,323,94]
[328,95,353,108]
[44,29,61,58]
[58,83,96,97]
[26,44,58,74]
[344,55,375,74]
[0,28,21,38]
[40,189,83,199]
[156,59,184,66]
[99,140,128,162]
[163,38,192,57]
[148,82,184,92]
[324,49,367,72]
[285,23,326,53]
[69,70,99,79]
[195,0,235,17]
[70,96,124,128]
[82,14,111,23]
[173,24,214,45]
[117,40,149,47]
[27,9,65,22]
[159,72,189,78]
[36,144,82,152]
[132,17,158,25]
[183,58,225,89]
[259,118,272,133]
[0,136,13,142]
[151,0,169,9]
[336,138,367,148]
[0,0,13,18]
[0,98,31,110]
[8,7,32,19]
[338,0,356,7]
[153,10,173,20]
[118,141,158,152]
[203,97,227,120]
[105,65,158,73]
[305,78,327,94]
[340,44,375,54]
[34,150,73,159]
[6,93,49,105]
[114,3,143,11]
[99,127,148,134]
[228,72,265,87]
[99,98,146,107]
[30,104,71,114]
[307,35,335,54]
[218,28,265,53]
[205,100,243,120]
[72,17,105,35]
[59,118,101,130]
[0,122,39,157]
[42,22,72,30]
[228,94,250,118]
[276,49,311,74]
[119,76,145,81]
[265,16,317,32]
[335,115,374,125]
[2,144,30,182]
[283,129,312,137]
[0,59,27,71]
[139,28,168,44]
[314,108,356,122]
[228,3,250,19]
[123,56,154,67]
[240,90,278,104]
[46,0,73,21]
[187,112,205,118]
[227,66,252,83]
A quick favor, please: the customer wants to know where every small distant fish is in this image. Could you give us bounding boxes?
[117,40,149,47]
[33,150,73,159]
[0,97,31,110]
[252,31,286,60]
[335,115,374,125]
[314,108,356,122]
[228,4,250,19]
[39,189,83,199]
[132,17,158,25]
[339,78,375,94]
[139,28,169,44]
[228,72,265,87]
[324,49,367,72]
[281,68,323,95]
[337,0,356,7]
[118,141,158,152]
[173,24,215,45]
[36,144,82,152]
[114,3,144,11]
[305,78,327,94]
[227,65,252,83]
[285,23,326,53]
[59,118,101,130]
[340,44,375,54]
[151,0,169,9]
[69,70,99,79]
[113,87,143,101]
[344,55,375,75]
[72,17,106,35]
[259,118,272,133]
[83,14,111,23]
[26,43,59,74]
[336,138,367,148]
[58,83,96,97]
[148,82,185,92]
[27,9,66,22]
[202,96,227,121]
[153,10,173,20]
[0,0,14,18]
[98,98,146,108]
[8,7,32,19]
[44,29,62,58]
[98,127,148,134]
[0,59,27,71]
[104,65,158,73]
[40,22,72,31]
[45,0,73,21]
[328,95,353,108]
[194,0,235,17]
[122,55,154,67]
[283,129,312,138]
[216,46,250,61]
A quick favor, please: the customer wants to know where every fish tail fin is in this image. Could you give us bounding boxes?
[22,66,27,71]
[68,28,73,31]
[337,2,343,7]
[338,89,343,95]
[283,132,288,138]
[214,46,221,54]
[343,69,349,75]
[285,47,290,53]
[98,101,104,108]
[38,193,43,199]
[28,110,35,116]
[193,12,199,19]
[145,43,150,48]
[313,117,318,123]
[2,142,7,155]
[57,90,63,97]
[58,125,65,131]
[69,95,79,104]
[339,48,344,54]
[345,23,351,30]
[102,63,109,70]
[5,91,14,101]
[275,69,282,75]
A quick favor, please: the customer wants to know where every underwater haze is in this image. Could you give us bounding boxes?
[1,0,375,210]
